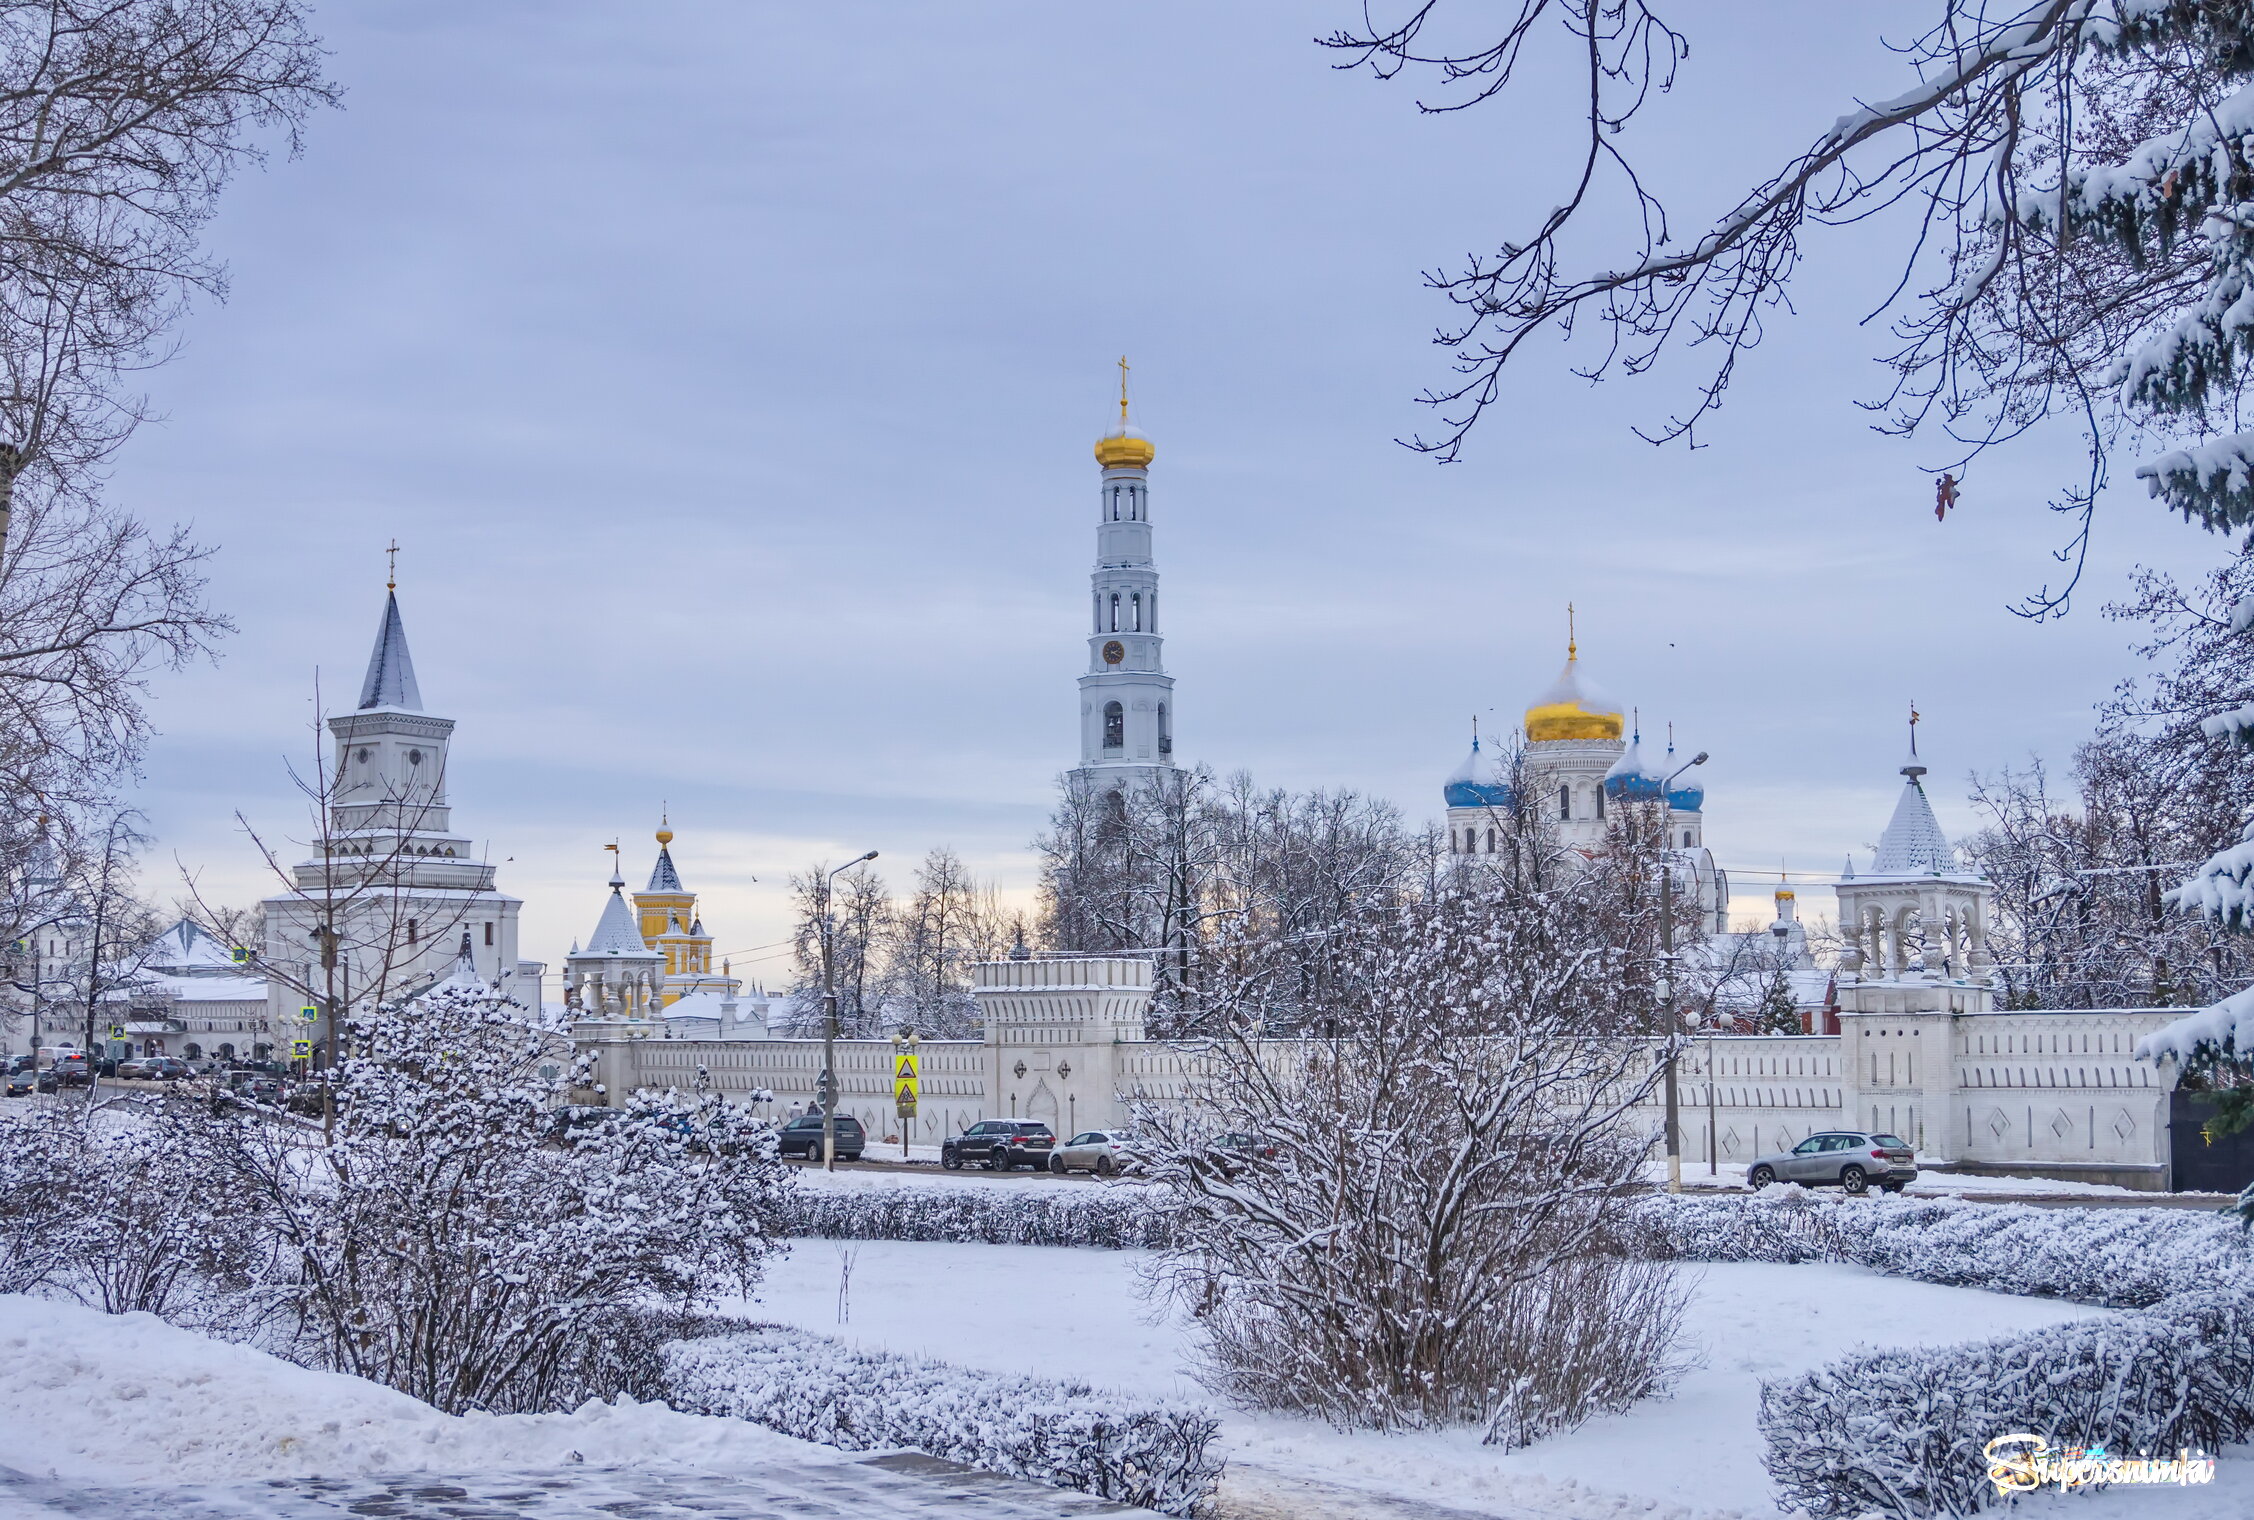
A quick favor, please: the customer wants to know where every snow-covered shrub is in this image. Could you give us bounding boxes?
[205,986,794,1413]
[0,1101,261,1313]
[1138,856,1691,1441]
[1760,1290,2254,1519]
[782,1182,1173,1249]
[663,1324,1223,1516]
[1633,1190,2254,1307]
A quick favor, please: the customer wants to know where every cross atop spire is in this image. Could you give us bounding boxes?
[385,538,400,592]
[356,590,423,711]
[1117,355,1131,426]
[1567,602,1578,661]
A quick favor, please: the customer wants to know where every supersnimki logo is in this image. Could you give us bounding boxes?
[1984,1434,2217,1495]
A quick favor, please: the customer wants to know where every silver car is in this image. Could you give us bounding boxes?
[1745,1130,1916,1195]
[1048,1129,1137,1177]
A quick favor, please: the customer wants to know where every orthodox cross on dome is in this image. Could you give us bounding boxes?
[385,538,399,592]
[1567,601,1577,660]
[1117,354,1131,425]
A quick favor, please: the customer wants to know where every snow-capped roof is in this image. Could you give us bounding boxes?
[647,845,685,893]
[583,880,658,958]
[664,988,732,1019]
[434,932,485,991]
[356,590,423,712]
[1664,743,1705,813]
[145,918,242,973]
[1602,731,1667,801]
[1869,771,1957,875]
[141,972,267,1002]
[1442,734,1513,810]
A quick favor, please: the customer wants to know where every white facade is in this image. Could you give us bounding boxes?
[258,592,533,1051]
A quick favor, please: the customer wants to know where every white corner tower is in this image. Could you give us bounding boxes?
[1072,359,1176,791]
[1833,718,1994,1003]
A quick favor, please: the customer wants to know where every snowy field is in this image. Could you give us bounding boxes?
[0,1295,841,1486]
[742,1239,2246,1520]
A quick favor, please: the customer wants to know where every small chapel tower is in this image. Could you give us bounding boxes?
[1072,359,1177,791]
[1833,714,1994,1007]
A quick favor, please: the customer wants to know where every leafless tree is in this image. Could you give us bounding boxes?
[1327,2,2254,614]
[181,687,491,1076]
[0,1,333,835]
[881,845,1009,1038]
[783,857,892,1037]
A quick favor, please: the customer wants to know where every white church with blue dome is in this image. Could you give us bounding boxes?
[1442,626,1730,936]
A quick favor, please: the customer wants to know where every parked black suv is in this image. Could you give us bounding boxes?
[942,1120,1056,1171]
[777,1113,864,1161]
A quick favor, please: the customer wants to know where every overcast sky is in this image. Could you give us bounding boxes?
[117,2,2228,985]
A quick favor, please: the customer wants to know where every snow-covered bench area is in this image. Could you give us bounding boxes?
[0,1295,842,1485]
[737,1239,2211,1520]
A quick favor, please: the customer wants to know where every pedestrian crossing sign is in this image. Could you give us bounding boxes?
[291,1039,311,1060]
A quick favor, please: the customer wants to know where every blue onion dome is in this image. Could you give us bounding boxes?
[1602,729,1667,803]
[1664,740,1705,812]
[1443,733,1514,809]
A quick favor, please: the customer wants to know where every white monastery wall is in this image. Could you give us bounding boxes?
[575,957,2196,1188]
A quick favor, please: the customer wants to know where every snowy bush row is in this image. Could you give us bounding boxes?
[1759,1288,2254,1518]
[1629,1188,2254,1306]
[662,1324,1222,1516]
[781,1183,1176,1250]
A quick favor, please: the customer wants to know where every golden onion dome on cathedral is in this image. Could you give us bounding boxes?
[1095,421,1155,471]
[1524,645,1625,743]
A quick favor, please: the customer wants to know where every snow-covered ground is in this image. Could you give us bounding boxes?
[0,1295,842,1486]
[741,1239,2246,1520]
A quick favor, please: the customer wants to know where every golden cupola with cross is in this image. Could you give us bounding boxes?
[1524,606,1626,743]
[629,816,723,1006]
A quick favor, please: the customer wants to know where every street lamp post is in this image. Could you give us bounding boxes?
[1656,751,1708,1195]
[821,851,879,1173]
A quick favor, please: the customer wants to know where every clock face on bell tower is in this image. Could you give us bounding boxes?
[1102,640,1125,665]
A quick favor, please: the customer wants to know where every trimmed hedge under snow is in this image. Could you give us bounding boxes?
[663,1324,1222,1516]
[1760,1289,2254,1518]
[781,1182,1175,1250]
[1630,1187,2254,1306]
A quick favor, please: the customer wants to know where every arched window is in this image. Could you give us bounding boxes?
[1157,702,1172,754]
[1109,593,1120,632]
[1103,701,1124,749]
[1558,785,1571,820]
[1093,593,1102,632]
[1485,827,1496,852]
[1596,789,1605,819]
[1131,592,1142,631]
[1110,486,1120,521]
[405,918,419,945]
[1682,830,1693,848]
[1148,591,1157,632]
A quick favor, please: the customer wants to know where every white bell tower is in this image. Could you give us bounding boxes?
[1072,359,1176,791]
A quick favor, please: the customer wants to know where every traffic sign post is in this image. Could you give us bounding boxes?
[298,1004,319,1024]
[891,1032,921,1156]
[291,1038,311,1061]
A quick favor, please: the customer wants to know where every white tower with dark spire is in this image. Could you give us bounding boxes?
[1834,716,1994,997]
[1072,360,1176,791]
[258,586,528,1050]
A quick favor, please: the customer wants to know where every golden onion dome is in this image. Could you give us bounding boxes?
[1524,649,1625,743]
[1095,422,1155,471]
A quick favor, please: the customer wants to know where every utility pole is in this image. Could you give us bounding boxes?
[821,851,878,1173]
[1660,866,1680,1195]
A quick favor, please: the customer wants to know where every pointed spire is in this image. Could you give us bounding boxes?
[1871,769,1955,874]
[357,590,423,711]
[437,930,483,990]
